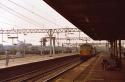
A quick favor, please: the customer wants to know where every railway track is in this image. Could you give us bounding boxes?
[0,55,81,82]
[24,59,80,82]
[49,55,100,82]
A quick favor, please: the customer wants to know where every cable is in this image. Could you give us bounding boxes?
[0,21,22,27]
[0,12,23,28]
[0,5,40,27]
[21,0,74,28]
[0,2,43,27]
[0,13,28,28]
[8,0,60,26]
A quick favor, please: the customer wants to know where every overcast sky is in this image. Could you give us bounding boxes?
[0,0,77,29]
[0,0,101,45]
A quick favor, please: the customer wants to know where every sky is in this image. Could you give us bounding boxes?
[0,0,106,45]
[0,0,76,29]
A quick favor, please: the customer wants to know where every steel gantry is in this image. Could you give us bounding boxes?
[0,28,81,56]
[0,28,81,34]
[42,37,91,41]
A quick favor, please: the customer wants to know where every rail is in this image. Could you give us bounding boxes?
[0,55,80,82]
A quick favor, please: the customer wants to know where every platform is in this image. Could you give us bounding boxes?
[0,53,77,69]
[83,52,125,82]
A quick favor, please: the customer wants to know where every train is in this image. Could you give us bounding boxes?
[79,43,96,61]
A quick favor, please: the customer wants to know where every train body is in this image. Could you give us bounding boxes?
[79,43,96,61]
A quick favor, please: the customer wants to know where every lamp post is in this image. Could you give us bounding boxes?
[8,36,18,61]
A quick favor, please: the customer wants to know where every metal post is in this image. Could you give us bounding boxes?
[17,29,18,41]
[24,39,25,57]
[116,40,118,58]
[57,32,59,46]
[119,40,122,60]
[53,37,55,55]
[23,34,26,57]
[47,29,54,57]
[76,42,78,53]
[43,38,46,46]
[114,40,116,57]
[50,37,52,56]
[107,41,110,52]
[106,41,108,53]
[1,28,4,51]
[40,39,43,55]
[62,43,64,54]
[113,41,115,58]
[11,38,14,61]
[5,50,9,66]
[113,40,118,58]
[110,41,113,58]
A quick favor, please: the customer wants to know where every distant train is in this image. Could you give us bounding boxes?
[79,43,96,61]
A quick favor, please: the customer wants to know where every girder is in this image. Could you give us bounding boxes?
[0,28,81,34]
[43,37,91,41]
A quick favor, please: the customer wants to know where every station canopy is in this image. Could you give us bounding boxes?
[44,0,125,40]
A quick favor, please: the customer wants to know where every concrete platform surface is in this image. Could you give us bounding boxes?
[0,53,77,69]
[84,52,125,82]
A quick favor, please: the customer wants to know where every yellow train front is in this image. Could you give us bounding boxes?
[79,43,96,61]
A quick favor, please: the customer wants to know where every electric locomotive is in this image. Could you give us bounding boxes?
[79,43,96,61]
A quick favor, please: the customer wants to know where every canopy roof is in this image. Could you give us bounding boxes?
[44,0,125,40]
